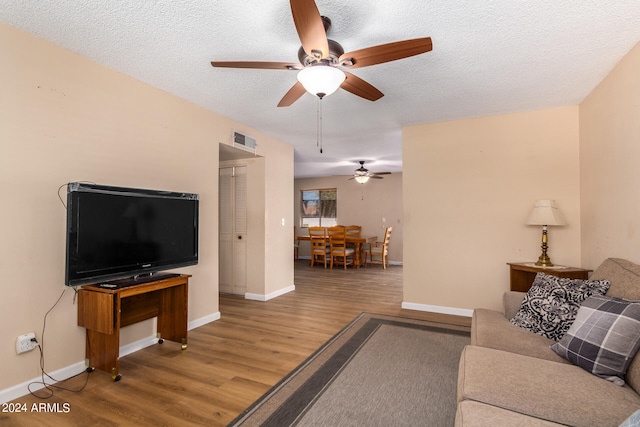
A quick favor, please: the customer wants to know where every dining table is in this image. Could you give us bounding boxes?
[297,231,377,268]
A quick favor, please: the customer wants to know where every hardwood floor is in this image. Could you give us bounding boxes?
[3,261,470,426]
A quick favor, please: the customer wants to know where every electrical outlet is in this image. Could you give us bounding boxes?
[16,332,37,355]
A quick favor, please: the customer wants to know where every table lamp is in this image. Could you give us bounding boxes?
[526,200,566,267]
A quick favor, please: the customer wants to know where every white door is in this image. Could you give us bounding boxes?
[219,165,247,295]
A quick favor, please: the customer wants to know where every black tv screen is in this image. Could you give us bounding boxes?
[65,183,199,287]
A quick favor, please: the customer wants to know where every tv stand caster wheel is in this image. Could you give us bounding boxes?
[181,339,187,351]
[158,338,164,344]
[111,368,122,382]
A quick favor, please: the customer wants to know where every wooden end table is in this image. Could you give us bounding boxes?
[507,262,592,292]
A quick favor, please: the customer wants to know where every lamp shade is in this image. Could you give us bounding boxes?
[297,65,346,98]
[354,175,370,184]
[526,200,567,226]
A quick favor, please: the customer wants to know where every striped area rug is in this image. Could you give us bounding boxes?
[229,312,470,426]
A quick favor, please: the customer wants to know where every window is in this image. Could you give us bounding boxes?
[301,189,337,227]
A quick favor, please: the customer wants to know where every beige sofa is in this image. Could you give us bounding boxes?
[456,258,640,426]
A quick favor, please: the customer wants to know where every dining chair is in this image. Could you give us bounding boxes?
[308,226,328,268]
[365,226,393,269]
[328,226,355,269]
[345,225,362,238]
[345,225,362,265]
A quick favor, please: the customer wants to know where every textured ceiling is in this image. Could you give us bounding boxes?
[2,1,639,178]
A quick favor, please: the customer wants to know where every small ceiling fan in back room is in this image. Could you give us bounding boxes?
[210,0,433,106]
[349,161,391,184]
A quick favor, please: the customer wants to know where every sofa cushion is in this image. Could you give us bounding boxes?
[503,290,527,319]
[592,258,640,300]
[510,272,610,341]
[472,308,569,363]
[455,401,565,427]
[457,345,640,427]
[551,295,640,386]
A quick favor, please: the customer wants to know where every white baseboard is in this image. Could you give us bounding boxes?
[1,311,221,404]
[120,334,159,358]
[0,360,87,404]
[189,312,220,330]
[402,302,473,318]
[245,285,296,301]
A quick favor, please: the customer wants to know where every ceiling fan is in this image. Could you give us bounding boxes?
[210,0,433,107]
[349,161,391,183]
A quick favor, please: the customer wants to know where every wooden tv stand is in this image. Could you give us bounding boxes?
[77,274,190,381]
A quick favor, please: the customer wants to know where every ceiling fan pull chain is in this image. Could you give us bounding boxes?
[316,96,323,154]
[320,97,323,153]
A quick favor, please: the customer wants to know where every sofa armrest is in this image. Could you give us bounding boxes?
[503,291,526,319]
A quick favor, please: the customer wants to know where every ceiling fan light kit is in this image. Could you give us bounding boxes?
[349,161,391,183]
[297,64,346,98]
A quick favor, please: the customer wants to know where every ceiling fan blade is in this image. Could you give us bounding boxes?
[339,37,433,69]
[340,72,384,101]
[290,0,329,59]
[278,81,307,107]
[371,172,392,175]
[349,175,383,180]
[211,61,301,70]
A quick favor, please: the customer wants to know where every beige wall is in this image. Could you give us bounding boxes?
[403,107,582,312]
[0,23,293,393]
[579,42,640,267]
[265,142,295,295]
[294,174,403,262]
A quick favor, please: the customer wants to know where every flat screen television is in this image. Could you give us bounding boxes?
[65,182,199,287]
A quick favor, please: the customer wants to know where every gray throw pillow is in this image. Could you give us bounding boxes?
[551,295,640,386]
[510,272,610,341]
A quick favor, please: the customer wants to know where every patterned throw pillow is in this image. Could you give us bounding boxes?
[619,409,640,427]
[510,272,610,341]
[551,295,640,386]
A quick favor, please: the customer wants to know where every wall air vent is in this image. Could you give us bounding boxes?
[233,131,257,153]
